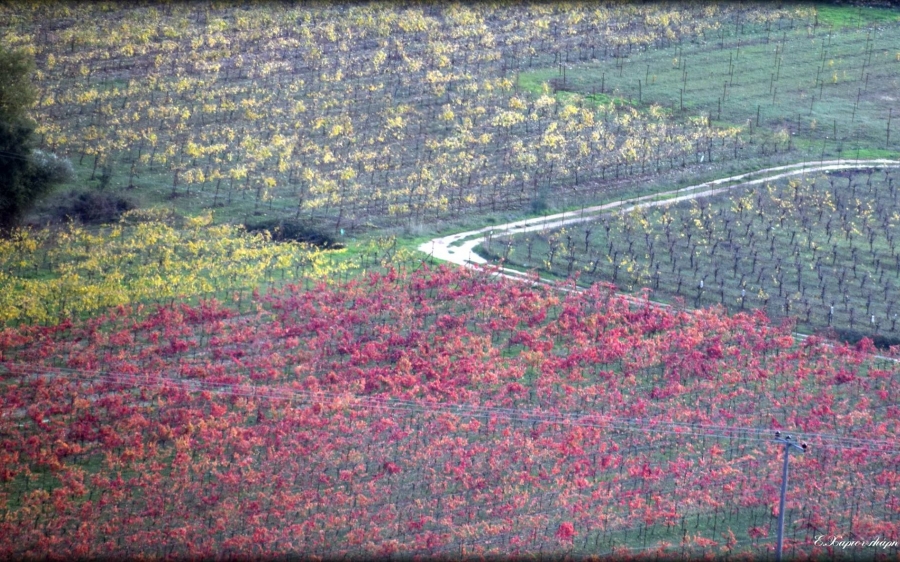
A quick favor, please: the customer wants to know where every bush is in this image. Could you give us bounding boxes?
[0,47,71,233]
[51,190,136,225]
[30,150,74,184]
[243,219,342,248]
[828,327,900,350]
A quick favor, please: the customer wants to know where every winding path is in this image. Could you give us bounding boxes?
[419,159,900,287]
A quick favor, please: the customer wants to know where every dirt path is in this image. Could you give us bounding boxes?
[419,159,900,356]
[420,159,900,272]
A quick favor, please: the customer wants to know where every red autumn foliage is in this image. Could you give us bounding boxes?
[0,267,897,559]
[556,521,576,541]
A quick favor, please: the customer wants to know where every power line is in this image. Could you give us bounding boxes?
[0,149,33,162]
[4,362,899,454]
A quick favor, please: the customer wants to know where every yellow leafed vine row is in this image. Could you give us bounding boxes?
[0,212,350,325]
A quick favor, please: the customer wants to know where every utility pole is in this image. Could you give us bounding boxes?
[774,431,807,562]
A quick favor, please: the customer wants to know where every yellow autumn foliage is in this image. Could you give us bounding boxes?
[0,214,350,325]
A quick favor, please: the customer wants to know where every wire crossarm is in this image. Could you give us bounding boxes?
[774,431,808,452]
[774,431,807,562]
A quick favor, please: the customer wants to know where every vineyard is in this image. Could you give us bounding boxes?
[1,2,829,232]
[2,266,900,559]
[519,5,900,165]
[498,165,900,343]
[0,210,417,327]
[2,1,900,560]
[0,212,326,326]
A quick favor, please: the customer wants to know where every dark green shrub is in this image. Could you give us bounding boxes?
[828,327,900,351]
[51,190,136,225]
[243,219,342,248]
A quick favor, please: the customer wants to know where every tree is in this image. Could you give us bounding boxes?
[0,46,72,233]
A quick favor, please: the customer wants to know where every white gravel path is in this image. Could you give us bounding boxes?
[419,159,900,270]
